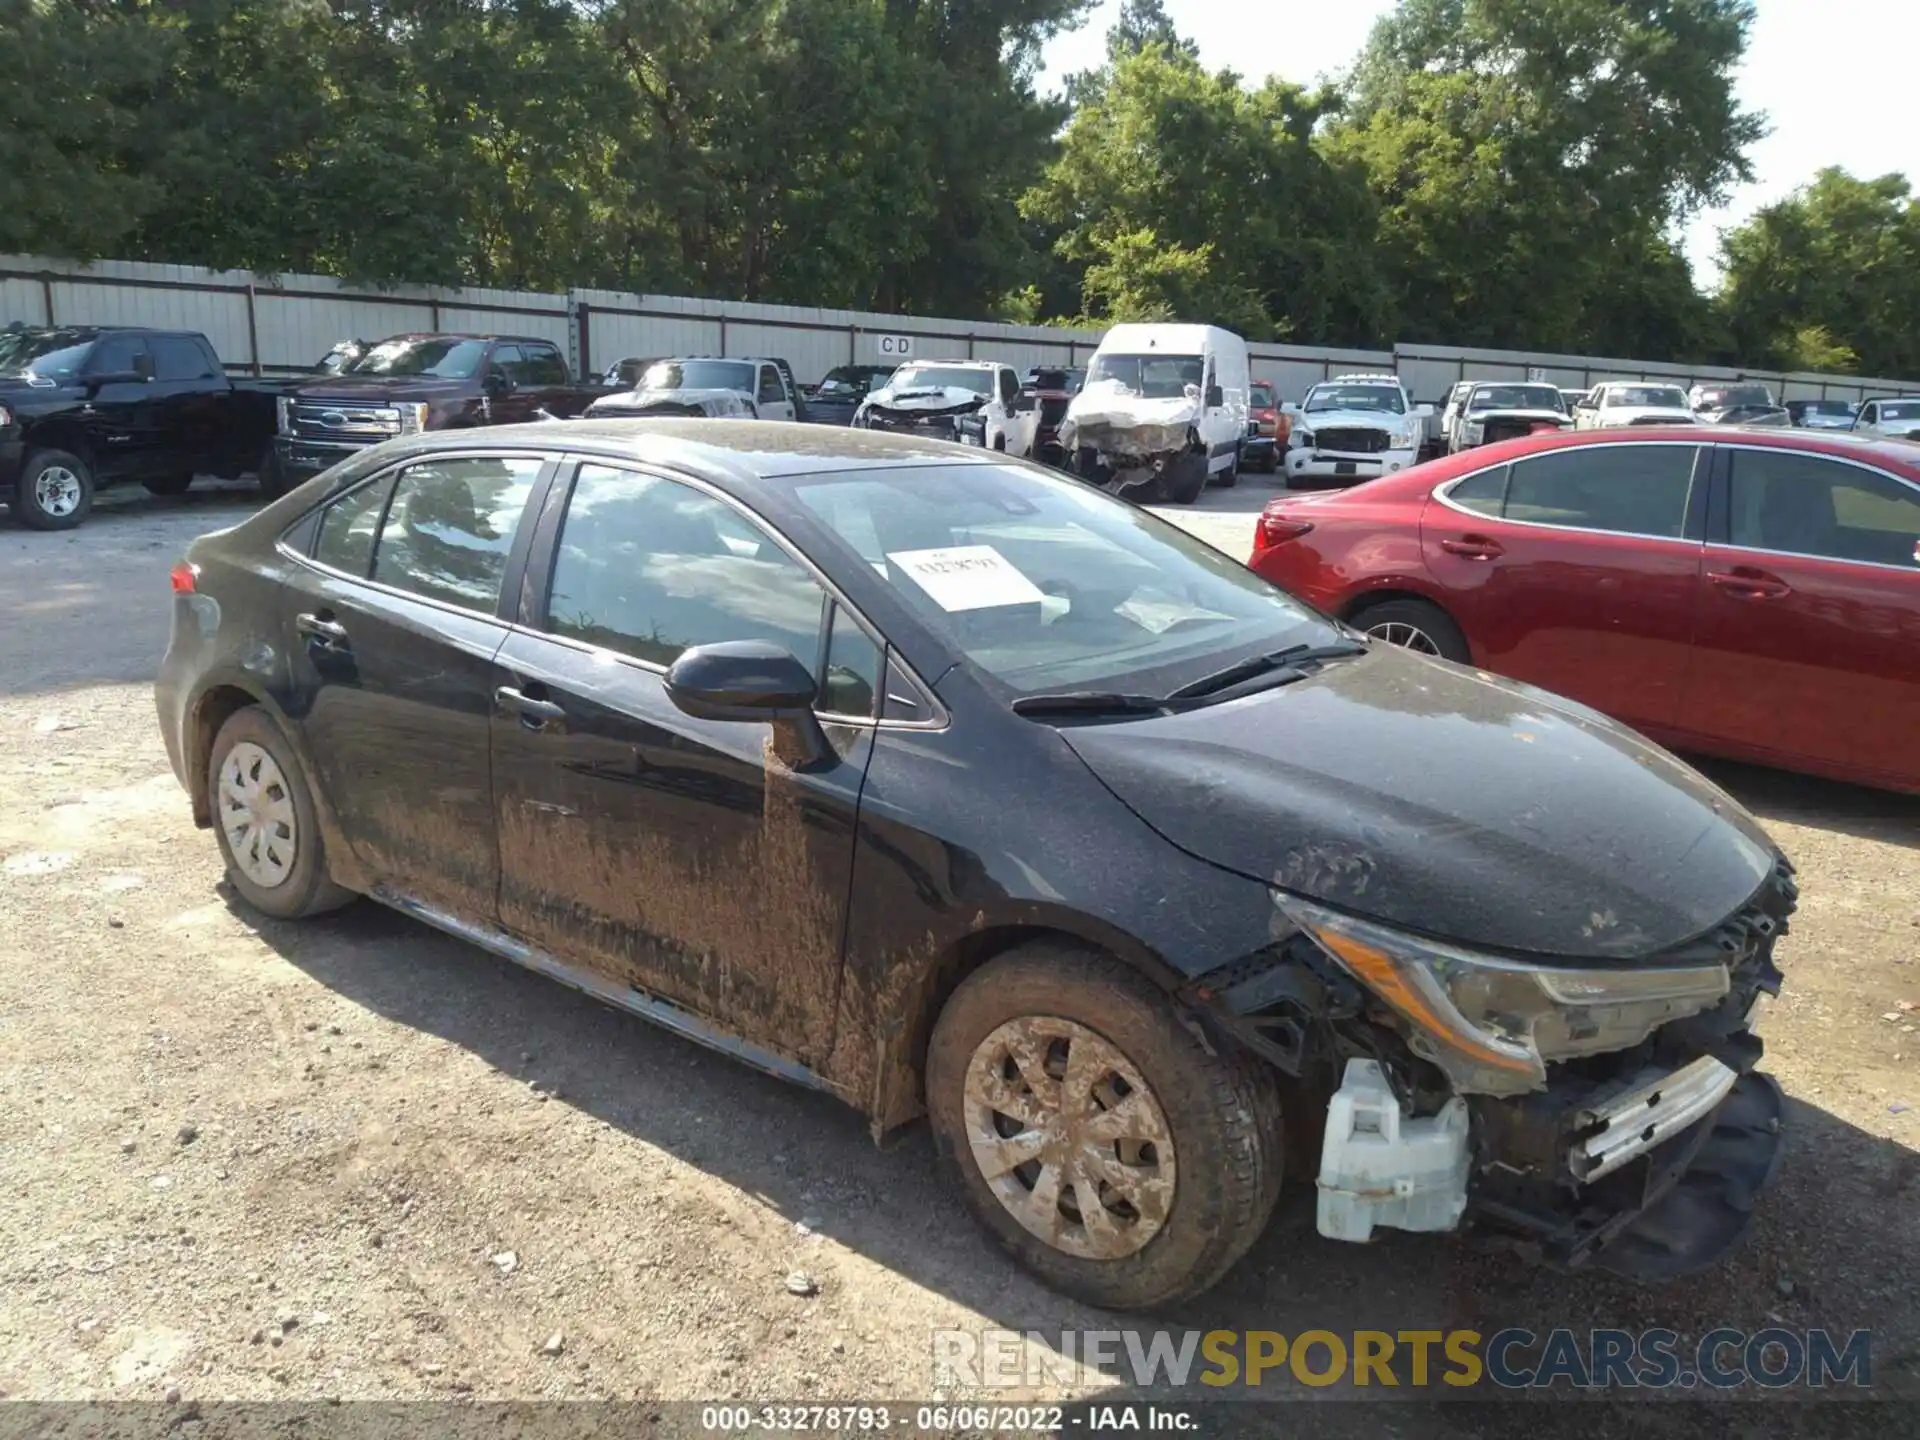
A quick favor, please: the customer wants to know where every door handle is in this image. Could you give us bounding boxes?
[1439,535,1504,560]
[1707,568,1791,599]
[295,612,350,645]
[495,685,567,730]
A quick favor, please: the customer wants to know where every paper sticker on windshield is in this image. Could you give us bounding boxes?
[886,545,1046,611]
[1115,595,1234,635]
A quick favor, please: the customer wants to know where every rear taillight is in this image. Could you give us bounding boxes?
[1256,511,1314,549]
[170,562,198,594]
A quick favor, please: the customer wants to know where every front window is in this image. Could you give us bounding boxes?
[1882,401,1920,422]
[1603,386,1688,410]
[1304,384,1406,415]
[1699,385,1772,409]
[1249,382,1276,408]
[1085,353,1204,399]
[815,367,877,397]
[0,328,98,379]
[791,462,1333,699]
[1468,385,1564,413]
[347,338,488,380]
[889,365,995,397]
[641,360,755,393]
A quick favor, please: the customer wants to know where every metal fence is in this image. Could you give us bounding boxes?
[4,254,1913,406]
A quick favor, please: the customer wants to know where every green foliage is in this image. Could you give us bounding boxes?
[0,0,1910,379]
[1716,169,1920,378]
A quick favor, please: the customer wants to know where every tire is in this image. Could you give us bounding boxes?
[1170,451,1208,505]
[256,444,291,501]
[13,449,95,531]
[143,473,195,497]
[927,942,1284,1311]
[1214,451,1239,488]
[206,706,355,920]
[1353,596,1471,664]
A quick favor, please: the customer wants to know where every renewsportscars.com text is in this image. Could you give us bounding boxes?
[932,1327,1872,1391]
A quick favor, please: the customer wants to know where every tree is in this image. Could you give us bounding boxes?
[1328,0,1763,354]
[1027,43,1387,342]
[1717,168,1920,378]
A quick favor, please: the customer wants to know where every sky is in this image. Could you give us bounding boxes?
[1038,0,1917,287]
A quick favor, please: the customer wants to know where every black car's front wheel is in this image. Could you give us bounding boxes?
[207,707,355,920]
[927,942,1284,1311]
[13,449,95,530]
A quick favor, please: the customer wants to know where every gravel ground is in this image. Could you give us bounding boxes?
[0,479,1916,1430]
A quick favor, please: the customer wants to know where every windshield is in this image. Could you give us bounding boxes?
[1249,383,1277,407]
[1086,353,1204,399]
[1605,386,1688,409]
[640,360,755,393]
[1305,384,1405,415]
[1796,400,1852,417]
[888,365,994,397]
[1882,402,1920,422]
[607,358,656,386]
[0,328,98,379]
[791,462,1331,699]
[815,366,879,396]
[1469,385,1564,413]
[347,338,486,379]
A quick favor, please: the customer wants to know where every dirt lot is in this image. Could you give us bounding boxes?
[1,480,1917,1429]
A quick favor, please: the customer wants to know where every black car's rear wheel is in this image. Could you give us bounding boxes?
[1354,597,1471,664]
[927,942,1283,1310]
[14,450,94,531]
[207,707,354,920]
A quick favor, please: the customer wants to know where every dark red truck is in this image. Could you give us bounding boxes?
[265,333,609,495]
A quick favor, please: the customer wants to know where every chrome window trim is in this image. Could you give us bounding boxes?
[1431,440,1707,546]
[1712,441,1920,575]
[533,456,950,732]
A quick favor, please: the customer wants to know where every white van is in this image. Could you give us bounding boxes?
[1059,323,1250,504]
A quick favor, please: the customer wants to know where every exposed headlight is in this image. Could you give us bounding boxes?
[1463,422,1484,443]
[1295,430,1314,448]
[394,402,430,435]
[275,395,294,435]
[1275,894,1730,1096]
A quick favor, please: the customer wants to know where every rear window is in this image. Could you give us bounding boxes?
[1249,383,1276,407]
[1501,445,1698,538]
[1882,402,1920,422]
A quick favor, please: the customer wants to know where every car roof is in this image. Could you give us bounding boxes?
[386,417,1008,483]
[371,332,557,345]
[1427,423,1920,474]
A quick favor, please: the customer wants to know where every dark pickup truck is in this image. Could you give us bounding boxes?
[268,333,609,493]
[0,325,284,530]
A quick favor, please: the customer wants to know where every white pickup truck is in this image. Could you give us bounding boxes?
[853,361,1039,455]
[1285,374,1423,486]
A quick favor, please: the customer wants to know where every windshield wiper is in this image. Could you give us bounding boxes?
[1010,691,1168,718]
[1162,639,1370,703]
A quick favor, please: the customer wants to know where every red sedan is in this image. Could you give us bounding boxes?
[1249,426,1920,793]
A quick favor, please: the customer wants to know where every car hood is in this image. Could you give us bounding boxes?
[866,384,989,412]
[1599,406,1697,426]
[1469,408,1571,425]
[1057,646,1778,961]
[587,387,753,415]
[1298,409,1404,432]
[286,375,473,402]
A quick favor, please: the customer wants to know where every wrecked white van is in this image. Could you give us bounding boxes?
[1060,323,1250,504]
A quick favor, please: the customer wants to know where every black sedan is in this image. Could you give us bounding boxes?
[157,421,1791,1309]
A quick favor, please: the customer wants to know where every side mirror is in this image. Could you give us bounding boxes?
[134,352,155,381]
[486,367,514,395]
[1012,393,1036,413]
[86,370,144,387]
[665,640,832,769]
[1205,384,1224,408]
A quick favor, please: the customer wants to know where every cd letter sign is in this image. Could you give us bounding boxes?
[876,335,915,360]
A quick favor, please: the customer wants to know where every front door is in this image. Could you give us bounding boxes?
[79,332,163,483]
[489,460,880,1063]
[755,363,796,421]
[281,450,550,916]
[1681,444,1920,787]
[1422,441,1706,734]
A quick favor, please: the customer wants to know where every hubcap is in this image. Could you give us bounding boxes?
[34,467,82,517]
[962,1017,1176,1260]
[218,742,298,889]
[1368,619,1441,656]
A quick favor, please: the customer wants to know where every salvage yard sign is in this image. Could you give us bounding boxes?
[876,334,915,359]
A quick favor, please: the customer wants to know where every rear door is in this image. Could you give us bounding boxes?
[1681,444,1920,787]
[755,362,795,421]
[146,334,231,477]
[488,459,879,1062]
[281,449,552,917]
[516,341,580,417]
[1421,441,1707,734]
